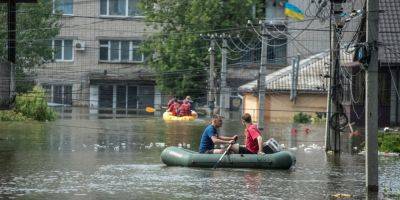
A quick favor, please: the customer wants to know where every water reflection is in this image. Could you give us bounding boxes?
[0,109,399,199]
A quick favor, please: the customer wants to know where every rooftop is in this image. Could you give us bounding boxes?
[238,50,353,93]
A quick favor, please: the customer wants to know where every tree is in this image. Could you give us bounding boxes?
[0,0,61,92]
[139,0,261,99]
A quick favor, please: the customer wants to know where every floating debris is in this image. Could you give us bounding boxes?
[155,142,165,148]
[332,193,352,199]
[378,152,400,157]
[113,146,119,151]
[359,151,400,157]
[288,147,298,151]
[304,144,322,152]
[145,143,154,149]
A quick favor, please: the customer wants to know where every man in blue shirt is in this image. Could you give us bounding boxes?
[199,115,238,154]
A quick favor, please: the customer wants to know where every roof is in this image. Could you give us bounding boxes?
[238,50,353,93]
[379,0,400,63]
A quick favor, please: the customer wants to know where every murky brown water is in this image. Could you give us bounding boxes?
[0,107,398,199]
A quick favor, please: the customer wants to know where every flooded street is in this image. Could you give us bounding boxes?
[0,108,399,199]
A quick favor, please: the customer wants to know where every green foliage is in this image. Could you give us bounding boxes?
[293,112,311,124]
[14,86,57,121]
[0,0,61,91]
[311,112,326,124]
[0,110,29,121]
[138,0,262,98]
[378,132,400,153]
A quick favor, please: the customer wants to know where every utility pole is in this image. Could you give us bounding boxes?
[326,0,344,152]
[219,36,229,118]
[365,0,379,191]
[208,36,216,117]
[258,23,268,130]
[324,0,333,151]
[290,55,300,103]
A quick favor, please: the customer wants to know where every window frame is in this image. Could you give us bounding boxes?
[267,37,287,65]
[41,84,73,105]
[52,39,74,62]
[99,40,144,63]
[100,0,143,18]
[52,0,74,16]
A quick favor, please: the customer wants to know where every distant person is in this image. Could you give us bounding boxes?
[167,99,180,116]
[231,113,264,154]
[199,115,238,154]
[178,101,191,116]
[167,96,177,108]
[182,96,194,110]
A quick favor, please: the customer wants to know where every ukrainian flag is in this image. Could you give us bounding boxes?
[284,2,304,21]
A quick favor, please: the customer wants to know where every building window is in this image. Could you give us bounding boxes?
[99,40,143,62]
[265,0,285,20]
[100,0,142,17]
[42,84,73,105]
[267,37,287,65]
[53,0,73,15]
[53,39,73,61]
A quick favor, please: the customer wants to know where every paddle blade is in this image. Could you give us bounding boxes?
[145,107,155,113]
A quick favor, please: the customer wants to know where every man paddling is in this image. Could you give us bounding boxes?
[199,115,238,154]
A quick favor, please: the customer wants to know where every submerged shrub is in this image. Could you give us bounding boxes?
[0,110,29,121]
[378,132,400,153]
[311,112,326,124]
[14,86,57,121]
[293,112,311,124]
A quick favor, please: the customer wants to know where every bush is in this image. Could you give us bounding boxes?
[14,86,57,121]
[311,112,326,124]
[293,112,311,124]
[378,132,400,153]
[0,110,29,121]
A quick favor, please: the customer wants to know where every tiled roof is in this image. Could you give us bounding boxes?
[238,51,353,93]
[379,0,400,63]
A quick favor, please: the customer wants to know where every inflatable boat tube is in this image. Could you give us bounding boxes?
[161,146,296,169]
[163,111,198,121]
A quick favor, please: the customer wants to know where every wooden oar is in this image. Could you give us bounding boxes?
[213,143,233,169]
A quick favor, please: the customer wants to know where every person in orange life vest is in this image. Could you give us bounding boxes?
[182,96,193,110]
[167,96,177,108]
[230,113,264,154]
[167,99,181,116]
[178,101,191,116]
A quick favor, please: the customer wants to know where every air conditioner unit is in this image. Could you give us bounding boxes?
[74,40,85,51]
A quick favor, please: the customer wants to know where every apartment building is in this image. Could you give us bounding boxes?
[35,0,159,111]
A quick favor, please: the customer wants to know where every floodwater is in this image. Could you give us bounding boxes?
[0,107,399,199]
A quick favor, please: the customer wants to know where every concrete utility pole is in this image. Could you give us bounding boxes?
[290,55,300,103]
[258,23,268,130]
[365,0,379,191]
[219,37,229,118]
[326,0,344,152]
[208,37,216,117]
